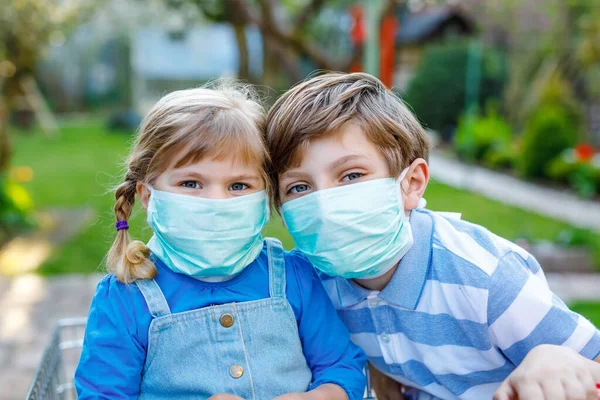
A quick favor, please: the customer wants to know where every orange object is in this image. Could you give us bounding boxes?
[350,5,365,45]
[575,143,595,162]
[379,14,398,87]
[349,5,365,73]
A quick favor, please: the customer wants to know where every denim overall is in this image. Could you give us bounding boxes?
[135,238,313,400]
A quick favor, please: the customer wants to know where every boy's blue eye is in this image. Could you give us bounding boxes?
[289,184,310,194]
[182,181,201,189]
[342,172,363,182]
[230,183,248,191]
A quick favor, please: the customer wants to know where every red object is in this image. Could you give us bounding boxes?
[574,143,595,162]
[597,382,600,399]
[349,5,365,73]
[350,5,365,45]
[379,14,398,87]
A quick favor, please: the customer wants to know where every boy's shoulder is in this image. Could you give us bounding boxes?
[418,209,541,284]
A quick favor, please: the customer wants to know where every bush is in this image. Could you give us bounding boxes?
[569,162,599,198]
[404,41,507,136]
[454,110,513,162]
[0,174,35,244]
[518,105,578,179]
[546,155,579,184]
[484,146,517,171]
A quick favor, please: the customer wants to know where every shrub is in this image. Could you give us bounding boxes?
[518,105,578,179]
[484,145,517,171]
[570,163,598,198]
[454,110,513,163]
[0,174,35,244]
[404,41,507,137]
[546,154,578,184]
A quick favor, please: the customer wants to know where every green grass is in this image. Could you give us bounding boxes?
[9,119,600,275]
[570,302,600,328]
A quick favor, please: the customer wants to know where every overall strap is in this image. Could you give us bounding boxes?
[266,238,286,299]
[135,279,172,318]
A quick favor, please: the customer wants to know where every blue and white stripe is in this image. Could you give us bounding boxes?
[319,209,600,400]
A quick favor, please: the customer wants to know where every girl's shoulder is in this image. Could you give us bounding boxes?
[91,274,146,311]
[282,248,321,292]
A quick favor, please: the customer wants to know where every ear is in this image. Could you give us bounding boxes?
[401,158,429,212]
[137,182,151,210]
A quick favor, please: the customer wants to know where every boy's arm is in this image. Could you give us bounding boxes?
[75,277,145,399]
[488,252,600,400]
[285,253,367,400]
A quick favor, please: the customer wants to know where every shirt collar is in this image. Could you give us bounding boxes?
[334,209,434,310]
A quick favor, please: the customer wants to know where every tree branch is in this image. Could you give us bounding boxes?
[253,0,337,70]
[294,0,327,33]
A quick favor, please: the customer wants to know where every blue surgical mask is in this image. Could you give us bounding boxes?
[281,171,413,279]
[146,188,269,278]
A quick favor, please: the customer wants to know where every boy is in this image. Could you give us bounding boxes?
[266,72,600,400]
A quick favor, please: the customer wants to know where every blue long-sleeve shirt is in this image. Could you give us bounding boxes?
[75,242,366,399]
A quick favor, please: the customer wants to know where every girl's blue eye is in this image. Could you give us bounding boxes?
[182,181,201,189]
[289,184,310,194]
[342,172,363,182]
[230,183,248,191]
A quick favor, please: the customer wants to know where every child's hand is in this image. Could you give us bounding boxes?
[494,344,600,400]
[369,362,407,400]
[273,384,348,400]
[272,394,308,400]
[207,395,245,400]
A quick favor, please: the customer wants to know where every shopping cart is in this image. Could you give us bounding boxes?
[25,318,87,400]
[25,318,376,400]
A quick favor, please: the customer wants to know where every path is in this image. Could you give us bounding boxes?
[0,274,101,400]
[429,152,600,231]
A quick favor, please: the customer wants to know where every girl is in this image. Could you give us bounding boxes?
[74,82,366,400]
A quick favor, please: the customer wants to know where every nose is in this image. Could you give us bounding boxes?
[204,186,229,199]
[314,176,337,192]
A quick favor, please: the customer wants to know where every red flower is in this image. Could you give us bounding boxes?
[574,144,595,162]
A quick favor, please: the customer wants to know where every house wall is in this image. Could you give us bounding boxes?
[393,45,422,92]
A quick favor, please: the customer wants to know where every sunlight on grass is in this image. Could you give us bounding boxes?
[0,238,52,275]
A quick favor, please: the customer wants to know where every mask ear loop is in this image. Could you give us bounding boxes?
[397,167,427,215]
[396,167,410,202]
[145,183,157,213]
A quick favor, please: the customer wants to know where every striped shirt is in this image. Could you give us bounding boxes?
[318,208,600,400]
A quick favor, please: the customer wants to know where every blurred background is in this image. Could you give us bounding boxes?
[1,0,600,398]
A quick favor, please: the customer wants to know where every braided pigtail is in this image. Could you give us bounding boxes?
[106,179,156,284]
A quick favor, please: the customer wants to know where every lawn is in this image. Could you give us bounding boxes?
[9,119,600,266]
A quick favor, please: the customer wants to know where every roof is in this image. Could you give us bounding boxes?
[396,6,475,44]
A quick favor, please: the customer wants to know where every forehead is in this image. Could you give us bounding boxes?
[166,148,262,173]
[288,123,386,171]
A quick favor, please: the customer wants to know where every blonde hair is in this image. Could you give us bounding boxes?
[108,81,268,284]
[265,72,431,205]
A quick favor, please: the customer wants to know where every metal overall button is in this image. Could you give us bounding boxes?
[229,364,244,378]
[220,313,234,328]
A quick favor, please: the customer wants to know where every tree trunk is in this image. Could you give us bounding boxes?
[0,93,11,173]
[233,22,251,82]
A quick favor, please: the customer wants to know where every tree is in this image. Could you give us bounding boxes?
[169,0,394,88]
[0,0,96,171]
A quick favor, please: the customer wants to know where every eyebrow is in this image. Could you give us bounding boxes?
[328,154,370,170]
[171,171,261,181]
[230,174,261,181]
[280,170,307,181]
